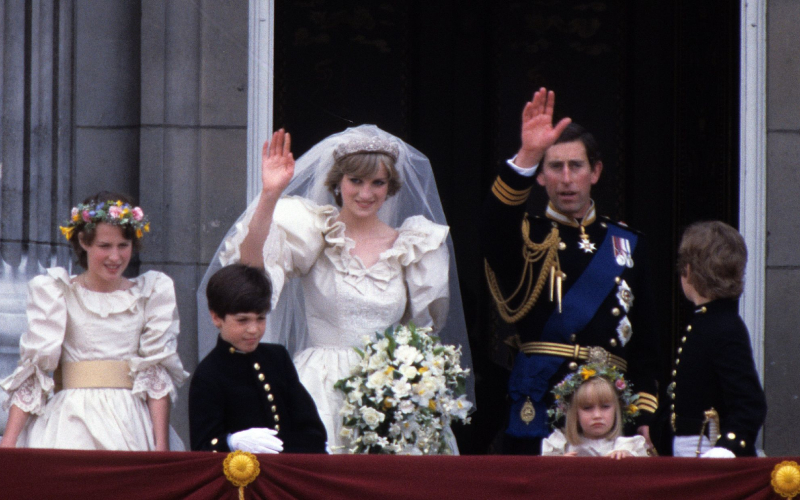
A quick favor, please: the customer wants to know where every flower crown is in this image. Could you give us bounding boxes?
[59,200,150,241]
[548,362,640,426]
[333,136,400,162]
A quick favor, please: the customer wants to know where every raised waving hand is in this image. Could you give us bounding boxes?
[261,128,295,196]
[239,129,295,267]
[514,88,572,169]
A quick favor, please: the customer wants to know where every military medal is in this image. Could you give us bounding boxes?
[612,236,634,268]
[520,396,535,425]
[578,226,596,253]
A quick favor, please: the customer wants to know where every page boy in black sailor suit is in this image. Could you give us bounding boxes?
[668,221,766,457]
[482,88,660,455]
[190,264,326,453]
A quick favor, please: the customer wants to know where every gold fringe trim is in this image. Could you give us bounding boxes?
[485,216,561,323]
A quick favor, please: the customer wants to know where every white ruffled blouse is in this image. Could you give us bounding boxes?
[219,195,451,451]
[542,428,648,457]
[0,268,188,450]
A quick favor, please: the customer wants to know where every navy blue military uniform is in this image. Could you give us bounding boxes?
[482,163,659,453]
[189,336,327,453]
[668,299,766,456]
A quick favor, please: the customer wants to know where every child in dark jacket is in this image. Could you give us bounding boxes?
[189,264,326,453]
[668,221,766,457]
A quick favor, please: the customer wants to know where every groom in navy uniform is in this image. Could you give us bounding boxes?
[483,88,660,454]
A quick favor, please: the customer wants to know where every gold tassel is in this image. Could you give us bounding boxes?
[485,216,561,324]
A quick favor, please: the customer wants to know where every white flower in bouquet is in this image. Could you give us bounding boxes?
[398,363,418,380]
[366,366,393,389]
[340,401,356,415]
[362,432,379,446]
[395,344,422,365]
[334,323,472,455]
[423,352,446,375]
[391,379,413,399]
[360,406,386,429]
[347,388,364,405]
[394,327,412,344]
[367,351,389,371]
[398,399,415,414]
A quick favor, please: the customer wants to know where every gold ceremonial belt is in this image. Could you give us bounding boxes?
[518,341,628,372]
[60,360,133,390]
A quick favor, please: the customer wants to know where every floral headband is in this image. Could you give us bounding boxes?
[548,362,640,425]
[59,200,150,241]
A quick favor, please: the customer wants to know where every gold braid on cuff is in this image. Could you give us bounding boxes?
[485,217,561,324]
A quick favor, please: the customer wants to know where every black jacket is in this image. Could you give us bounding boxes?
[189,336,327,453]
[668,299,766,456]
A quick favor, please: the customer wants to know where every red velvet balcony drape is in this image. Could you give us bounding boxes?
[0,449,792,499]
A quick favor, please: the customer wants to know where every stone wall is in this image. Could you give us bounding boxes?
[0,0,249,445]
[764,0,800,457]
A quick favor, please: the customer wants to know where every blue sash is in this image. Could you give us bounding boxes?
[507,224,637,438]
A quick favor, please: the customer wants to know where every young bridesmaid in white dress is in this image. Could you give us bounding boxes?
[542,363,648,458]
[1,191,187,451]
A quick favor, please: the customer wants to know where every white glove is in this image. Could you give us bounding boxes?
[700,447,736,459]
[228,427,284,454]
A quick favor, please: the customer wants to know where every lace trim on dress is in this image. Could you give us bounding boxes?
[132,364,175,402]
[6,376,46,415]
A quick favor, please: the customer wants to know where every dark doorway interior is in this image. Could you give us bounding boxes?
[273,0,740,453]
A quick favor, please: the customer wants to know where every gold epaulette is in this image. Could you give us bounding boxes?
[485,214,562,323]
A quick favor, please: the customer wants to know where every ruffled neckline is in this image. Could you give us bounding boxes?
[46,267,158,318]
[317,206,449,291]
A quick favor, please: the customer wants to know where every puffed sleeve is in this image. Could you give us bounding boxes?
[541,428,568,456]
[218,195,332,309]
[0,269,69,414]
[129,271,189,402]
[609,435,649,457]
[397,216,450,332]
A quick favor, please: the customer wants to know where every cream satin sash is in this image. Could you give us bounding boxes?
[59,360,133,389]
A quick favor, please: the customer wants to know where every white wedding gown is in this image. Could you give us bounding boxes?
[219,196,450,452]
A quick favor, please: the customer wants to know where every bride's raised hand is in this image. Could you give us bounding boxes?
[261,129,295,196]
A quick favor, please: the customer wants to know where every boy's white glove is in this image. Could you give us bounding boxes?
[228,427,284,454]
[700,447,736,458]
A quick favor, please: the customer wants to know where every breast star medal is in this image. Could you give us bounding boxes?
[520,396,535,425]
[578,226,596,253]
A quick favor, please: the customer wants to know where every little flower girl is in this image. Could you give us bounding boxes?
[541,363,648,459]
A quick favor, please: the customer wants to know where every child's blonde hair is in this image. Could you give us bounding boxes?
[564,377,623,445]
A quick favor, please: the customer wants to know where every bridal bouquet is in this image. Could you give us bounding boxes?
[334,324,472,454]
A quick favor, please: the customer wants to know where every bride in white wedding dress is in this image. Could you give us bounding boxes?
[199,125,472,453]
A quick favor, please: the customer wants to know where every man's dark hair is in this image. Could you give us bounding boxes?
[206,264,272,318]
[543,123,602,168]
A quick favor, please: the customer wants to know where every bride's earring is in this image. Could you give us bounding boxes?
[334,185,341,197]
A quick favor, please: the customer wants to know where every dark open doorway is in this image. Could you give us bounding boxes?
[273,0,740,453]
